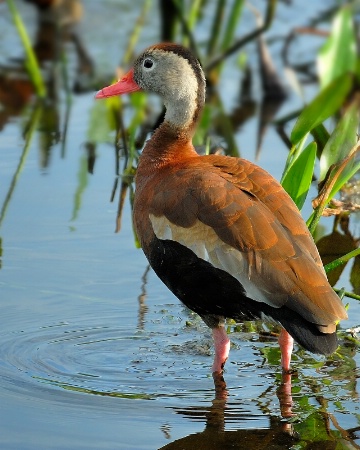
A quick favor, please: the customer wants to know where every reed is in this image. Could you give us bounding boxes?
[0,104,41,228]
[6,0,46,98]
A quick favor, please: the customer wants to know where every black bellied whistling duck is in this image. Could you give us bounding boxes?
[96,43,347,375]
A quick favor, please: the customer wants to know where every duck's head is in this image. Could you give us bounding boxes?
[96,43,206,130]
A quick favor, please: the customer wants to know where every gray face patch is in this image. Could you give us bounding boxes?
[133,48,205,129]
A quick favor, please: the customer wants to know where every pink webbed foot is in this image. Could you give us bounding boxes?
[212,326,230,373]
[278,328,294,373]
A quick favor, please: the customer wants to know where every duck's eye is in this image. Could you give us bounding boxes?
[143,58,154,69]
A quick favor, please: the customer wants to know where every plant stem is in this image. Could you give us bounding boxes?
[324,249,360,273]
[307,140,360,234]
[205,0,277,72]
[207,0,226,56]
[333,288,360,301]
[0,103,41,228]
[60,50,72,158]
[6,0,46,98]
[122,0,151,66]
[171,0,200,59]
[221,0,245,51]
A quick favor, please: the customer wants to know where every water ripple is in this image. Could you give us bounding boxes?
[0,316,219,408]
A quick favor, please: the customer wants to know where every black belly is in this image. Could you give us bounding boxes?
[146,237,257,322]
[145,237,338,355]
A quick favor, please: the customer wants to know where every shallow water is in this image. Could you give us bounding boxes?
[1,1,360,449]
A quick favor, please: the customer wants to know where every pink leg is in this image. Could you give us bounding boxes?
[212,326,230,373]
[278,328,294,372]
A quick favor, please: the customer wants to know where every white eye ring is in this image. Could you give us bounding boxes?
[143,58,155,70]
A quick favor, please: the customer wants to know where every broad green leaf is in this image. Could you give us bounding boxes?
[317,7,357,90]
[294,411,331,441]
[281,142,317,210]
[281,133,309,183]
[290,72,352,145]
[319,101,359,181]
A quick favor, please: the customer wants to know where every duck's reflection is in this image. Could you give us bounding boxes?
[137,265,150,331]
[159,372,297,450]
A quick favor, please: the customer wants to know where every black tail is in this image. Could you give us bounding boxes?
[228,296,339,355]
[254,303,339,355]
[277,310,338,355]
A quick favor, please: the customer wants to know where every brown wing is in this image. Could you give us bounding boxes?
[146,154,347,328]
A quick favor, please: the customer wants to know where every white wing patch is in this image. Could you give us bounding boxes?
[149,214,271,305]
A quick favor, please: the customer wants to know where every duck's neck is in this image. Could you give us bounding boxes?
[139,60,206,167]
[141,103,205,166]
[139,120,198,168]
[163,84,199,131]
[161,50,205,132]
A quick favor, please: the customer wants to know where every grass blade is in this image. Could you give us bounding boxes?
[290,73,353,145]
[6,0,46,98]
[317,6,357,90]
[319,100,359,182]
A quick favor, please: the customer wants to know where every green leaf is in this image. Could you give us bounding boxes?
[290,73,353,145]
[310,122,330,157]
[281,142,317,210]
[319,101,359,182]
[317,6,357,90]
[294,411,338,442]
[281,134,309,183]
